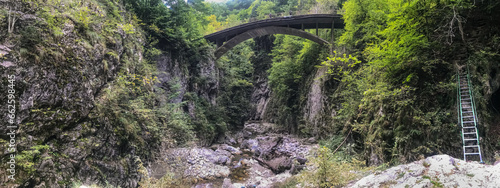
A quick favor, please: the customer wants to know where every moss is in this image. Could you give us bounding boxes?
[106,51,119,60]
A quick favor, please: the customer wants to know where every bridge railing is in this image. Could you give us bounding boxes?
[244,9,340,23]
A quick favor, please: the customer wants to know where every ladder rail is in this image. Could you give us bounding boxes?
[458,66,484,163]
[466,69,484,163]
[458,72,466,161]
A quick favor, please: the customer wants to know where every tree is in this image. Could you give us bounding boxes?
[204,14,223,34]
[256,1,276,19]
[5,0,20,34]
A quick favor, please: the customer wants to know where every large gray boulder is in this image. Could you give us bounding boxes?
[349,155,500,188]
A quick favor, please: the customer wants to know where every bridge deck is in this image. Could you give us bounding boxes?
[204,14,344,44]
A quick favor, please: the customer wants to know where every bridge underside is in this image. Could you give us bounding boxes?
[214,26,329,59]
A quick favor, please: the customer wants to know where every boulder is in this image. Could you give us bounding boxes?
[266,156,293,174]
[290,164,306,175]
[222,178,232,188]
[241,139,259,153]
[349,155,500,188]
[220,144,242,155]
[296,156,307,165]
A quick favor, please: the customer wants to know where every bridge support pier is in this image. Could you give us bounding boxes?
[330,20,335,55]
[316,23,318,36]
[216,39,223,48]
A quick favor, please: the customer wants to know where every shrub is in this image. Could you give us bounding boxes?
[297,147,363,188]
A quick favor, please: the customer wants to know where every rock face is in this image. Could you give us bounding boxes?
[249,36,273,121]
[303,66,330,136]
[251,75,271,120]
[155,52,219,111]
[156,54,189,104]
[0,1,221,187]
[0,1,147,187]
[348,155,500,188]
[247,36,338,137]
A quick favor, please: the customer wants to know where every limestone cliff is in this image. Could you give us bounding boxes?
[0,0,220,187]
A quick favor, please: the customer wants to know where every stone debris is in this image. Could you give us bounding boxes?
[348,155,500,188]
[156,122,317,188]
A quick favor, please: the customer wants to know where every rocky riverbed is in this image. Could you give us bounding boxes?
[150,122,318,188]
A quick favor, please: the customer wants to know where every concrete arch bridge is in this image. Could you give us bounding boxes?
[204,14,344,59]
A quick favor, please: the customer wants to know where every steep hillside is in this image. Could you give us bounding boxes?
[0,0,148,187]
[0,0,221,187]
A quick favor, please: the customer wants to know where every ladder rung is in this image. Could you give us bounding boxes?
[463,126,476,129]
[463,121,475,124]
[464,145,479,147]
[464,153,481,155]
[464,138,477,141]
[461,98,471,101]
[463,132,477,135]
[462,116,474,118]
[462,107,472,109]
[462,111,473,113]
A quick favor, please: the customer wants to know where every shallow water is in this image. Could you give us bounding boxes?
[229,150,254,182]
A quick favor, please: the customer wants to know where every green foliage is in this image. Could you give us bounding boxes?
[19,26,42,51]
[297,147,364,188]
[191,96,227,146]
[255,1,276,19]
[203,14,223,34]
[15,145,50,175]
[330,0,486,164]
[123,0,206,50]
[319,50,361,80]
[216,40,255,129]
[76,6,92,29]
[271,176,299,188]
[95,70,196,147]
[122,23,136,34]
[339,0,389,52]
[267,35,327,133]
[223,14,242,28]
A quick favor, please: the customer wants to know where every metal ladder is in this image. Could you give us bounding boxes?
[457,69,484,163]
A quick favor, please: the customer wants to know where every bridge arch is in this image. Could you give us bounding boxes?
[214,26,329,59]
[204,14,344,59]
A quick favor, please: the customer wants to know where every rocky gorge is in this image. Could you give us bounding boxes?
[2,0,500,187]
[154,122,317,188]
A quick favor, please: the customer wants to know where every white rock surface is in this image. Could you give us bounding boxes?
[349,155,500,188]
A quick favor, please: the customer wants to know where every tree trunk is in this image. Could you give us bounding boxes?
[7,7,18,34]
